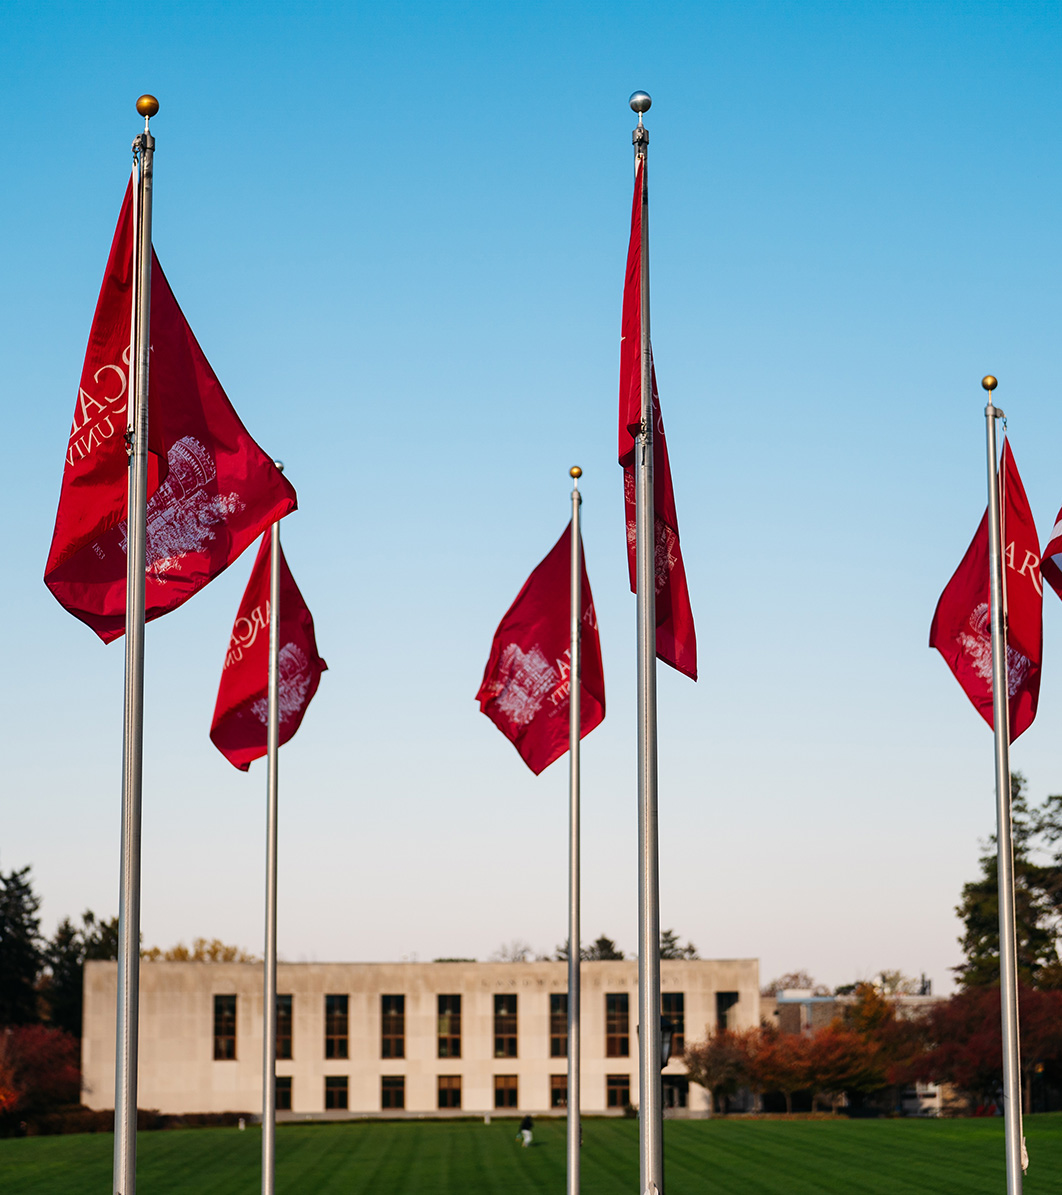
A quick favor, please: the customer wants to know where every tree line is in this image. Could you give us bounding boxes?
[684,980,1062,1115]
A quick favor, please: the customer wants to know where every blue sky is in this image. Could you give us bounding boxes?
[5,1,1062,994]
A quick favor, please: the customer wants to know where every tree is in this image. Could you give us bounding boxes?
[955,773,1060,988]
[491,940,533,963]
[0,1024,80,1117]
[916,985,1062,1111]
[843,983,896,1040]
[660,929,699,960]
[805,1024,884,1112]
[761,970,830,997]
[0,867,43,1025]
[42,918,81,1038]
[42,911,119,1038]
[83,911,119,961]
[746,1026,811,1114]
[583,935,624,961]
[141,938,257,962]
[1031,791,1062,988]
[877,970,920,995]
[683,1029,752,1113]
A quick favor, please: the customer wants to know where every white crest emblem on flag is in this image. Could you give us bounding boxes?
[958,602,1030,698]
[118,436,245,577]
[251,643,312,725]
[492,644,559,728]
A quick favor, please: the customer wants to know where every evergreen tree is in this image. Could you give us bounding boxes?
[0,866,43,1025]
[43,918,82,1037]
[583,935,625,961]
[660,929,699,959]
[42,911,118,1037]
[955,773,1059,988]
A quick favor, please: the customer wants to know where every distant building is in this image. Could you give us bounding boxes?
[82,958,760,1118]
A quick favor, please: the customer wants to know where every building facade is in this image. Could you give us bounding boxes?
[82,958,760,1118]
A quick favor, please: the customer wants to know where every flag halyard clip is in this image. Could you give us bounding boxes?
[131,131,155,161]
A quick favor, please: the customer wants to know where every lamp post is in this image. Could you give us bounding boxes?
[638,1016,676,1071]
[660,1018,675,1071]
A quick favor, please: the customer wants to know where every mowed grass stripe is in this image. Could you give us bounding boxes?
[2,1115,1062,1194]
[580,1115,638,1192]
[664,1120,929,1194]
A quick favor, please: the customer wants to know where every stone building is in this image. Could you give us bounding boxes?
[82,957,760,1118]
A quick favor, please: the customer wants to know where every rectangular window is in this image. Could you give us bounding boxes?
[550,1074,568,1108]
[438,995,461,1058]
[381,1075,405,1110]
[607,1073,630,1108]
[605,993,629,1057]
[275,1075,292,1111]
[437,1074,462,1109]
[213,994,237,1060]
[277,994,293,1060]
[716,991,739,1032]
[494,1074,518,1109]
[493,994,517,1058]
[325,995,349,1059]
[381,994,405,1059]
[550,993,568,1058]
[663,1075,689,1109]
[325,1075,348,1109]
[662,992,685,1057]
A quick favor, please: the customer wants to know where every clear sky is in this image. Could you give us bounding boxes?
[5,0,1062,996]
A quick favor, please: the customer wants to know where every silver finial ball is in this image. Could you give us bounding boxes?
[629,91,652,115]
[274,460,285,473]
[982,375,998,392]
[136,94,159,118]
[570,466,582,479]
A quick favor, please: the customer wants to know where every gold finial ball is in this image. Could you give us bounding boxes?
[982,375,998,392]
[570,466,583,479]
[136,95,160,118]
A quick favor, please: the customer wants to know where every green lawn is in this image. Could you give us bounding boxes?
[2,1115,1062,1194]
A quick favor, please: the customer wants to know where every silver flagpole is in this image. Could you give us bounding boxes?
[982,375,1025,1194]
[629,90,663,1195]
[567,465,584,1195]
[113,93,158,1195]
[262,476,283,1195]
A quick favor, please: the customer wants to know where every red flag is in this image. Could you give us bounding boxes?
[929,439,1042,740]
[1038,503,1062,602]
[618,157,697,680]
[44,183,297,642]
[476,525,605,775]
[210,532,327,771]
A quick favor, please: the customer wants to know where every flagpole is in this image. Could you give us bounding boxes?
[567,465,584,1195]
[630,89,663,1195]
[983,375,1025,1194]
[262,475,283,1195]
[113,93,158,1195]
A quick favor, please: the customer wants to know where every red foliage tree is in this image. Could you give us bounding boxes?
[683,1028,754,1113]
[805,1024,885,1111]
[917,985,1062,1111]
[746,1026,812,1114]
[0,1025,80,1116]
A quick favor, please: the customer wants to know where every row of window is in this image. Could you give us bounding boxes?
[278,1073,633,1112]
[214,991,712,1062]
